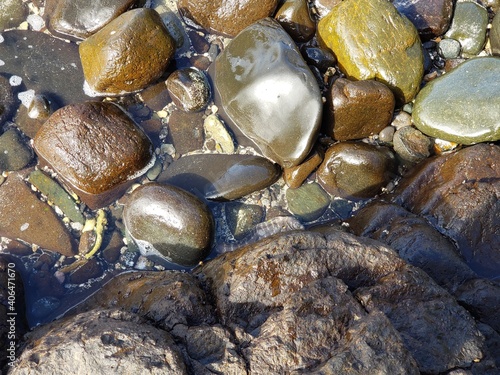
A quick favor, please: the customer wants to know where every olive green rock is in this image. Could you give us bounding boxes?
[444,0,488,56]
[79,8,175,95]
[413,57,500,145]
[490,12,500,56]
[317,0,424,104]
[286,182,330,222]
[0,0,28,31]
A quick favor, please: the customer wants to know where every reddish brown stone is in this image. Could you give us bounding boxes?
[323,78,395,141]
[0,170,77,256]
[283,147,323,188]
[178,0,279,37]
[166,110,205,157]
[33,102,154,209]
[275,0,316,42]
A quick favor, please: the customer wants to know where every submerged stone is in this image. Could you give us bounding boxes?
[0,76,15,128]
[0,128,33,172]
[317,0,424,104]
[213,18,322,167]
[0,0,28,31]
[79,8,175,96]
[0,30,88,107]
[44,0,140,40]
[33,101,154,209]
[413,57,500,144]
[123,183,214,267]
[158,153,281,201]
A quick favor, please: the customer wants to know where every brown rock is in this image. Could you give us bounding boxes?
[0,171,77,256]
[312,0,343,19]
[33,102,154,209]
[317,142,397,199]
[79,8,175,95]
[392,0,454,41]
[166,68,211,112]
[166,110,205,157]
[275,0,316,42]
[392,144,500,279]
[283,147,323,188]
[0,76,15,128]
[178,0,280,37]
[323,78,395,141]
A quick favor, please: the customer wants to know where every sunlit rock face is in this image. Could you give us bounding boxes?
[213,18,322,168]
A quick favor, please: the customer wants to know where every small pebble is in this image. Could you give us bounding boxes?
[438,38,462,59]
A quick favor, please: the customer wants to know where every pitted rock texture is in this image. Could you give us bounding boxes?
[33,101,154,209]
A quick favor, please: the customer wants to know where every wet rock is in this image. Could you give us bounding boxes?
[317,0,424,104]
[393,126,431,163]
[312,0,342,19]
[438,38,462,59]
[323,78,395,141]
[44,0,140,40]
[347,201,477,292]
[166,110,205,157]
[178,0,279,37]
[456,279,500,332]
[0,0,28,31]
[213,18,322,168]
[0,30,88,107]
[10,309,188,374]
[0,76,15,128]
[445,0,488,56]
[393,143,500,279]
[0,171,77,256]
[286,182,330,222]
[33,101,154,210]
[123,183,214,267]
[13,94,53,139]
[224,202,265,240]
[67,258,104,284]
[317,142,397,199]
[413,57,500,145]
[301,46,336,72]
[0,128,33,172]
[198,230,483,373]
[275,0,316,43]
[283,147,323,188]
[355,266,484,373]
[203,114,236,154]
[27,170,84,225]
[158,154,281,201]
[79,8,175,96]
[379,126,395,143]
[166,68,210,112]
[492,13,500,56]
[392,0,454,41]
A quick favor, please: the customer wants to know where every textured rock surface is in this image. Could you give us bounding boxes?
[0,0,28,31]
[317,142,397,199]
[0,128,33,172]
[79,8,175,95]
[393,126,431,163]
[393,144,500,279]
[317,0,424,104]
[323,78,395,141]
[0,170,77,256]
[392,0,454,40]
[123,183,214,267]
[178,0,279,37]
[285,182,330,222]
[45,0,140,40]
[445,0,488,56]
[166,67,210,112]
[158,153,281,201]
[347,201,477,293]
[10,310,188,375]
[198,230,484,373]
[213,18,322,168]
[492,13,500,56]
[413,57,500,144]
[33,101,154,209]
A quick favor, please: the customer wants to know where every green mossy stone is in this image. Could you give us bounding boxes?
[413,57,500,145]
[317,0,424,104]
[286,182,330,222]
